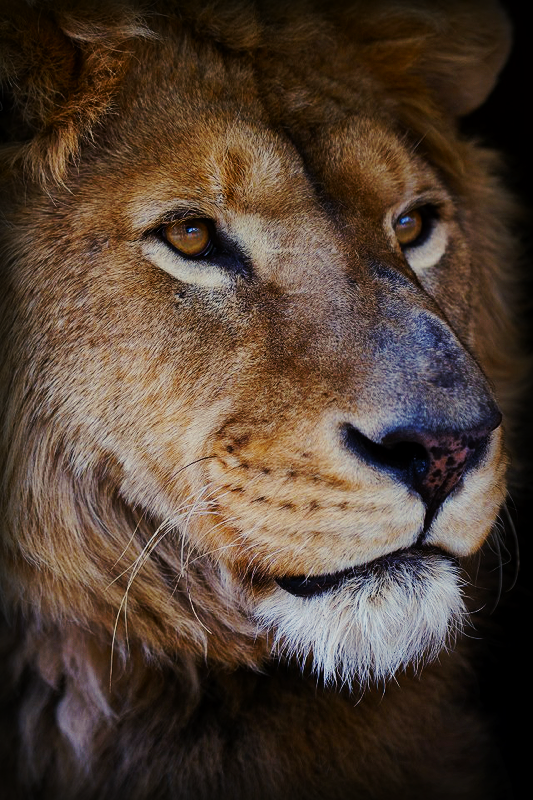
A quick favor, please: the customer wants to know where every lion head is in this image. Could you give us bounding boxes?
[0,0,522,795]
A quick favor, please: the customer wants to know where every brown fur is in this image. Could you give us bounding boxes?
[0,1,524,797]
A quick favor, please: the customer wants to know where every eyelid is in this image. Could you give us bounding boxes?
[154,207,210,226]
[141,237,234,288]
[142,212,251,281]
[140,208,214,245]
[154,213,212,235]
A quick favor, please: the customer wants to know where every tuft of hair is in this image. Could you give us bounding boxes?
[0,0,155,186]
[254,552,467,688]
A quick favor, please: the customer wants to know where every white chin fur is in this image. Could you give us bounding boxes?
[254,552,466,687]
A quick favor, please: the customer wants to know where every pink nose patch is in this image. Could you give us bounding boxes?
[421,436,476,497]
[420,432,487,514]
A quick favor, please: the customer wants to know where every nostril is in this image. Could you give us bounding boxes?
[342,420,498,521]
[343,426,430,485]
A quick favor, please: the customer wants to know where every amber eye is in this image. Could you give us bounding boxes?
[394,209,424,247]
[163,218,214,258]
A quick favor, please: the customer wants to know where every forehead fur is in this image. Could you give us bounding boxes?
[0,0,511,187]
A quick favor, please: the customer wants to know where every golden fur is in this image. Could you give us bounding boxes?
[0,1,524,797]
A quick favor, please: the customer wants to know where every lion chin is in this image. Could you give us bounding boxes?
[255,548,465,686]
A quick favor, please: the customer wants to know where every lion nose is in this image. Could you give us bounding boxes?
[342,413,501,525]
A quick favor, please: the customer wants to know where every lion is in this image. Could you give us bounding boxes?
[0,0,524,797]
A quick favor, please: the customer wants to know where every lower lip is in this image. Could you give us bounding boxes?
[275,547,448,598]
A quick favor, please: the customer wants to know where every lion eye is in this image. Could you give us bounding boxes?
[163,218,214,258]
[394,209,424,247]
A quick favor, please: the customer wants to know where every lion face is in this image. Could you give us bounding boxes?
[1,2,513,687]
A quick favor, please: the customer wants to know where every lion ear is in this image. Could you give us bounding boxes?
[0,2,152,184]
[415,0,512,117]
[1,8,77,139]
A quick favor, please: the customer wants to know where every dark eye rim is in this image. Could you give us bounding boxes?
[395,204,438,250]
[145,214,252,278]
[159,216,218,260]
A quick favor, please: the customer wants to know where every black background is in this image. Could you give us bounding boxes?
[467,2,532,797]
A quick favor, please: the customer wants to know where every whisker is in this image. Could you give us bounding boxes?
[186,584,213,637]
[110,517,178,687]
[487,532,503,614]
[500,499,520,592]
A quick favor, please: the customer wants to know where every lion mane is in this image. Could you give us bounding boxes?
[0,1,525,798]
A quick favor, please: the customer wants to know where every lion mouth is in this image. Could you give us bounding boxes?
[275,546,450,598]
